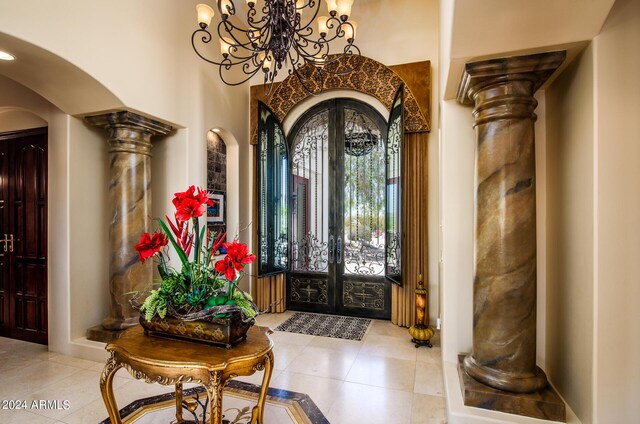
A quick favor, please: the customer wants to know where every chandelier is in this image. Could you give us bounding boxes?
[192,0,360,94]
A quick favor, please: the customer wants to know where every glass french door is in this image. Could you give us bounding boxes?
[287,99,391,319]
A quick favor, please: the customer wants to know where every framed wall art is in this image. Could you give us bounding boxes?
[207,192,224,223]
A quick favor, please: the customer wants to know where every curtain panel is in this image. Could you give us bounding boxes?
[391,132,429,327]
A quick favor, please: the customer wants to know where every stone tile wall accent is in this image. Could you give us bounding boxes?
[207,134,226,193]
[207,133,226,235]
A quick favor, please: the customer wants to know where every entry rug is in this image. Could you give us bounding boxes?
[100,380,329,424]
[276,312,371,341]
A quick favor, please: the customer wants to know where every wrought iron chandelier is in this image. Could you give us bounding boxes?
[192,0,360,94]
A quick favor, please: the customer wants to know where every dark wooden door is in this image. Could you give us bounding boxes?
[0,128,48,345]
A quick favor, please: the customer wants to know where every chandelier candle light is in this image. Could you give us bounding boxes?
[192,0,361,94]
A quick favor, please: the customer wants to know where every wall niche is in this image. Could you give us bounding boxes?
[207,131,226,237]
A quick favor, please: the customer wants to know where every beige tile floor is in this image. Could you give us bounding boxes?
[0,312,446,424]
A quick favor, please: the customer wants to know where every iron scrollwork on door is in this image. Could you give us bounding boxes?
[290,109,330,274]
[291,277,329,305]
[385,86,404,285]
[343,281,385,311]
[343,107,386,276]
[291,234,328,272]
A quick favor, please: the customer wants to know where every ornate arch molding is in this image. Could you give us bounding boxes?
[250,56,431,145]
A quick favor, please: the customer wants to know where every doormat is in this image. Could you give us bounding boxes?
[100,380,329,424]
[276,312,371,341]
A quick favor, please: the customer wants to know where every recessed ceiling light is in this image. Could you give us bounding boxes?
[0,50,16,61]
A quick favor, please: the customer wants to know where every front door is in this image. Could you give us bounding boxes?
[287,99,390,319]
[0,128,48,345]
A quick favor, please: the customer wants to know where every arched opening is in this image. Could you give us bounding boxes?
[0,107,47,133]
[0,34,121,358]
[207,128,240,243]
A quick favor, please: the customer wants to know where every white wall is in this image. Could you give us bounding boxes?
[68,118,110,342]
[545,45,595,424]
[542,1,640,421]
[440,0,614,99]
[592,0,640,421]
[439,99,474,362]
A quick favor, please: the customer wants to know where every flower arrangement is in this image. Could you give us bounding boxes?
[134,185,257,324]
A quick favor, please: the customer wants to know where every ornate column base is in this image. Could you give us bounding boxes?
[458,355,566,422]
[463,354,548,394]
[86,325,124,343]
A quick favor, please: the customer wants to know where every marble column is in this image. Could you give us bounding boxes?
[85,111,172,335]
[457,52,565,397]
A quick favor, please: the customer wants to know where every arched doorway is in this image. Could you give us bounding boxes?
[258,89,404,320]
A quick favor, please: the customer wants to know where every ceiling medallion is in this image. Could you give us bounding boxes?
[192,0,361,95]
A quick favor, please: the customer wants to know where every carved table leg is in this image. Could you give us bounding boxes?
[100,353,124,424]
[175,382,184,423]
[206,371,225,424]
[250,351,274,424]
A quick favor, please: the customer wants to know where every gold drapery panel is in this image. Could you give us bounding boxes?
[253,274,286,313]
[391,132,429,327]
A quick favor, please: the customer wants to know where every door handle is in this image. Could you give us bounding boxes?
[328,235,334,263]
[336,236,342,264]
[1,234,13,253]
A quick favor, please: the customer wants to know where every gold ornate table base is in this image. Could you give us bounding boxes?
[100,325,274,424]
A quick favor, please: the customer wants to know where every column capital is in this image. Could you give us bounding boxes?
[84,110,173,137]
[457,51,566,105]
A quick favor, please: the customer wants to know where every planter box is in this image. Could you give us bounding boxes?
[139,313,252,348]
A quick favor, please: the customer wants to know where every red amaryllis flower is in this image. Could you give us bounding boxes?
[215,256,243,281]
[134,232,168,263]
[223,241,256,266]
[174,198,207,221]
[172,186,213,221]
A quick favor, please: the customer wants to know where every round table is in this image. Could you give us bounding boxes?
[100,324,274,424]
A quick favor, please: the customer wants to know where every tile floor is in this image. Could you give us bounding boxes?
[0,312,446,424]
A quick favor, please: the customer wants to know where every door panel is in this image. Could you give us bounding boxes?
[385,86,404,285]
[335,102,390,319]
[0,142,8,333]
[287,106,335,313]
[0,129,48,344]
[257,103,289,276]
